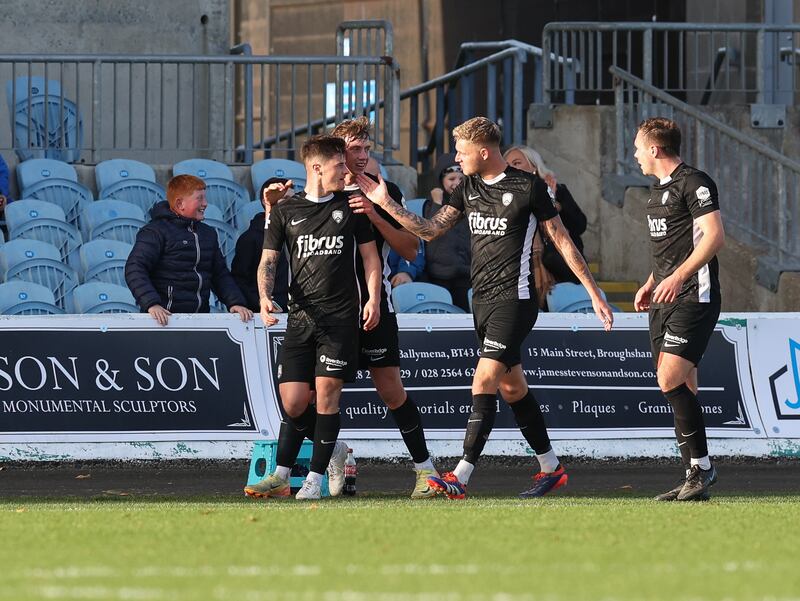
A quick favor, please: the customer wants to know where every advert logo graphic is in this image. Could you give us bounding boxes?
[768,338,800,419]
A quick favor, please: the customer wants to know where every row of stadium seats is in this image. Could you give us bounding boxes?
[9,156,306,231]
[0,280,136,315]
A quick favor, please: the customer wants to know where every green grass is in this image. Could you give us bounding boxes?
[2,495,800,601]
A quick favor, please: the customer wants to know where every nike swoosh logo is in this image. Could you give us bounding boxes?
[680,430,697,438]
[369,355,386,362]
[677,441,688,446]
[290,218,307,225]
[400,425,419,434]
[467,419,482,423]
[326,366,343,371]
[663,342,681,348]
[320,439,336,444]
[468,194,480,200]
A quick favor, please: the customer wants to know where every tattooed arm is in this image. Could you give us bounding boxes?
[541,216,614,331]
[354,173,462,241]
[256,248,281,326]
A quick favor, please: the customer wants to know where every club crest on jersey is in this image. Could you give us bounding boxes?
[331,210,344,223]
[661,191,669,204]
[502,192,513,206]
[696,186,712,207]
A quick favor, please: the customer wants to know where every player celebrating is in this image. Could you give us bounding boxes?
[355,117,614,499]
[245,134,381,501]
[332,116,440,499]
[632,117,725,501]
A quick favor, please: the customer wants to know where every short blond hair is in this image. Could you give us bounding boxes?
[452,117,502,146]
[331,116,371,142]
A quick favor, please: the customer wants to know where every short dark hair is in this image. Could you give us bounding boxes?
[638,117,681,157]
[300,134,346,164]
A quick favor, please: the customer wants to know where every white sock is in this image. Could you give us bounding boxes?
[306,471,324,485]
[414,458,435,472]
[274,465,291,480]
[453,460,474,484]
[691,456,712,471]
[536,448,560,473]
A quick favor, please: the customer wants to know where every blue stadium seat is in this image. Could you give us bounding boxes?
[16,158,78,189]
[81,199,146,244]
[6,200,82,262]
[235,200,264,233]
[95,158,157,189]
[209,292,227,314]
[404,198,426,217]
[203,205,236,267]
[78,239,132,286]
[173,158,234,181]
[0,280,64,315]
[0,239,61,274]
[21,179,93,228]
[98,180,165,216]
[68,282,138,314]
[6,77,83,163]
[546,282,606,313]
[391,282,453,313]
[405,300,466,314]
[5,256,78,310]
[251,158,306,192]
[203,178,249,227]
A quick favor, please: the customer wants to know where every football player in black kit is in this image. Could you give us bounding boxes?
[244,134,382,501]
[333,117,441,499]
[356,117,614,499]
[632,117,725,501]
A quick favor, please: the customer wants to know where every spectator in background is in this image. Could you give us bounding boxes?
[422,154,471,311]
[231,177,291,312]
[504,145,587,307]
[0,154,11,239]
[125,174,253,326]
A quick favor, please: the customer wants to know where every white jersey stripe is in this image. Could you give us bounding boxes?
[692,218,711,303]
[517,214,537,300]
[381,240,395,313]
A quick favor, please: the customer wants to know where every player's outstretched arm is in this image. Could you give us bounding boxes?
[355,173,461,241]
[652,211,724,304]
[348,193,419,260]
[256,248,281,327]
[358,241,382,331]
[542,216,614,331]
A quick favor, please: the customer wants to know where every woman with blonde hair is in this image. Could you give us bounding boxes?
[503,145,588,308]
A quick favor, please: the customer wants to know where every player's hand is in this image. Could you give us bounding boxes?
[229,305,253,322]
[263,180,293,206]
[259,297,279,327]
[652,272,684,305]
[148,304,171,326]
[429,187,444,204]
[355,173,391,207]
[390,272,412,287]
[362,299,380,331]
[593,295,614,331]
[348,193,376,219]
[633,281,654,312]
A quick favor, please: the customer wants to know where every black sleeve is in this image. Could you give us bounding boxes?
[230,229,261,310]
[124,225,165,311]
[443,179,466,212]
[684,172,720,218]
[354,214,375,245]
[555,184,587,236]
[530,176,559,222]
[262,205,285,251]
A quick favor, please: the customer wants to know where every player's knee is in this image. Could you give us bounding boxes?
[282,396,309,418]
[657,370,679,393]
[371,369,405,408]
[498,381,527,402]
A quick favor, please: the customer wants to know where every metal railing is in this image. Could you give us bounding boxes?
[544,22,800,105]
[612,66,800,290]
[0,50,400,164]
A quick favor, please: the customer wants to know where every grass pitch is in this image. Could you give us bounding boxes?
[2,494,799,601]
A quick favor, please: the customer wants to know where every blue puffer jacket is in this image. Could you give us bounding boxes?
[125,201,246,313]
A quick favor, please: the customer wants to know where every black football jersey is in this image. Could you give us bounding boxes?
[647,163,721,306]
[445,165,558,303]
[346,175,405,313]
[263,191,374,324]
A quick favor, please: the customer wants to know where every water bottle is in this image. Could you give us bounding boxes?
[343,448,357,496]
